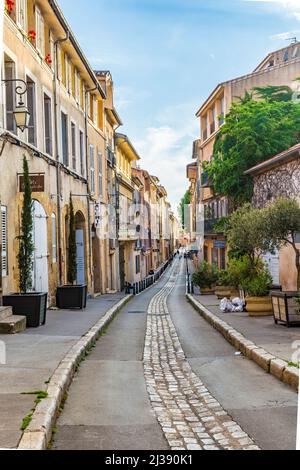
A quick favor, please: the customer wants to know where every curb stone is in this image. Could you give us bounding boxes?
[17,294,133,450]
[187,294,299,392]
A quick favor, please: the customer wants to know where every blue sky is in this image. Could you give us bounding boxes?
[59,0,300,211]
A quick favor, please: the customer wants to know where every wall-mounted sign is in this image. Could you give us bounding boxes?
[19,174,45,193]
[214,240,226,249]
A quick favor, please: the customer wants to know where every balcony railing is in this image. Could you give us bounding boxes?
[201,171,212,188]
[106,147,116,167]
[204,218,221,234]
[119,225,138,241]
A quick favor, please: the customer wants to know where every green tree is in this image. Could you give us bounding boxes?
[18,156,34,294]
[225,204,274,267]
[179,190,191,228]
[206,97,300,206]
[253,85,293,102]
[265,198,300,290]
[67,195,77,285]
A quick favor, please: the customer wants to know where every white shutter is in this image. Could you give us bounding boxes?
[36,6,45,54]
[1,206,7,277]
[17,0,27,30]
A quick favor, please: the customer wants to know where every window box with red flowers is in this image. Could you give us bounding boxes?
[28,30,37,44]
[45,54,53,67]
[5,0,15,15]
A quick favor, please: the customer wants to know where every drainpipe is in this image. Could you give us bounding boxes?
[53,32,69,286]
[84,87,97,294]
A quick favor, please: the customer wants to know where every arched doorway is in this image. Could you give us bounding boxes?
[75,211,86,285]
[33,200,49,294]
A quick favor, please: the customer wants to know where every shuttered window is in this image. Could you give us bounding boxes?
[44,94,52,155]
[98,152,103,198]
[16,0,27,31]
[36,6,45,55]
[90,145,95,194]
[1,207,8,277]
[61,112,69,166]
[51,214,57,263]
[71,122,76,171]
[26,77,37,146]
[4,59,16,134]
[79,131,85,177]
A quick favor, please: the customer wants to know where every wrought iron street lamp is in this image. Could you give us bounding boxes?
[1,79,30,132]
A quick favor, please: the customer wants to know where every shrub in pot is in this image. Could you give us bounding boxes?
[215,270,236,299]
[3,156,47,327]
[56,195,87,309]
[244,268,273,317]
[192,261,218,295]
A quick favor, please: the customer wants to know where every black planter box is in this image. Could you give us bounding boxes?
[3,293,48,328]
[271,291,300,327]
[56,285,87,310]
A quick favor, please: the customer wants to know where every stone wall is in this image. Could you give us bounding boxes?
[252,159,300,209]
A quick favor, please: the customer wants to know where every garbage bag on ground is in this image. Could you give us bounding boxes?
[220,297,244,313]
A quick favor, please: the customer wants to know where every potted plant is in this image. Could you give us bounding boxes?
[56,196,87,309]
[3,157,48,327]
[215,270,237,299]
[45,54,52,66]
[5,0,15,15]
[244,267,273,317]
[28,30,37,44]
[192,261,218,295]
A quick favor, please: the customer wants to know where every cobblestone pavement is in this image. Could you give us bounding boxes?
[143,261,260,451]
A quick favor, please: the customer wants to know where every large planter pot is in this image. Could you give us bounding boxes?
[200,286,215,295]
[271,291,300,327]
[3,293,47,328]
[246,296,272,317]
[215,286,236,300]
[56,285,87,310]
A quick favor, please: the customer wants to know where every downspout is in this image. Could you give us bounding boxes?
[53,31,69,286]
[84,87,97,294]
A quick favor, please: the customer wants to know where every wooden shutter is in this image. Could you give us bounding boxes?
[1,207,7,277]
[98,152,103,198]
[4,60,16,133]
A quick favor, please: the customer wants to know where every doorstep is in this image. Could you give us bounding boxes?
[187,294,300,391]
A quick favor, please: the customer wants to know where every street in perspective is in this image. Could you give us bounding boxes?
[0,0,300,456]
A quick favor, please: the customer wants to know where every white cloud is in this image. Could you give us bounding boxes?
[134,114,198,212]
[270,30,300,40]
[244,0,300,20]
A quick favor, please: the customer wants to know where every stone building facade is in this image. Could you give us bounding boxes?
[246,143,300,291]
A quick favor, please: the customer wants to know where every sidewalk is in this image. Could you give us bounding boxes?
[195,294,300,362]
[0,292,126,449]
[188,293,300,390]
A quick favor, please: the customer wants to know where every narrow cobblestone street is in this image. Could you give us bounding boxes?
[144,261,259,450]
[53,260,297,451]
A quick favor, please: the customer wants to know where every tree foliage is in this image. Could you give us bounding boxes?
[205,96,300,207]
[179,190,191,228]
[18,156,34,294]
[264,197,300,290]
[253,85,293,102]
[225,204,274,266]
[67,195,77,285]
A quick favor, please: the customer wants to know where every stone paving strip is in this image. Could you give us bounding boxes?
[187,294,299,392]
[17,295,133,451]
[144,262,260,451]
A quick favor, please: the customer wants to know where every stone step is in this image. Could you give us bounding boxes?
[0,316,26,334]
[0,307,13,321]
